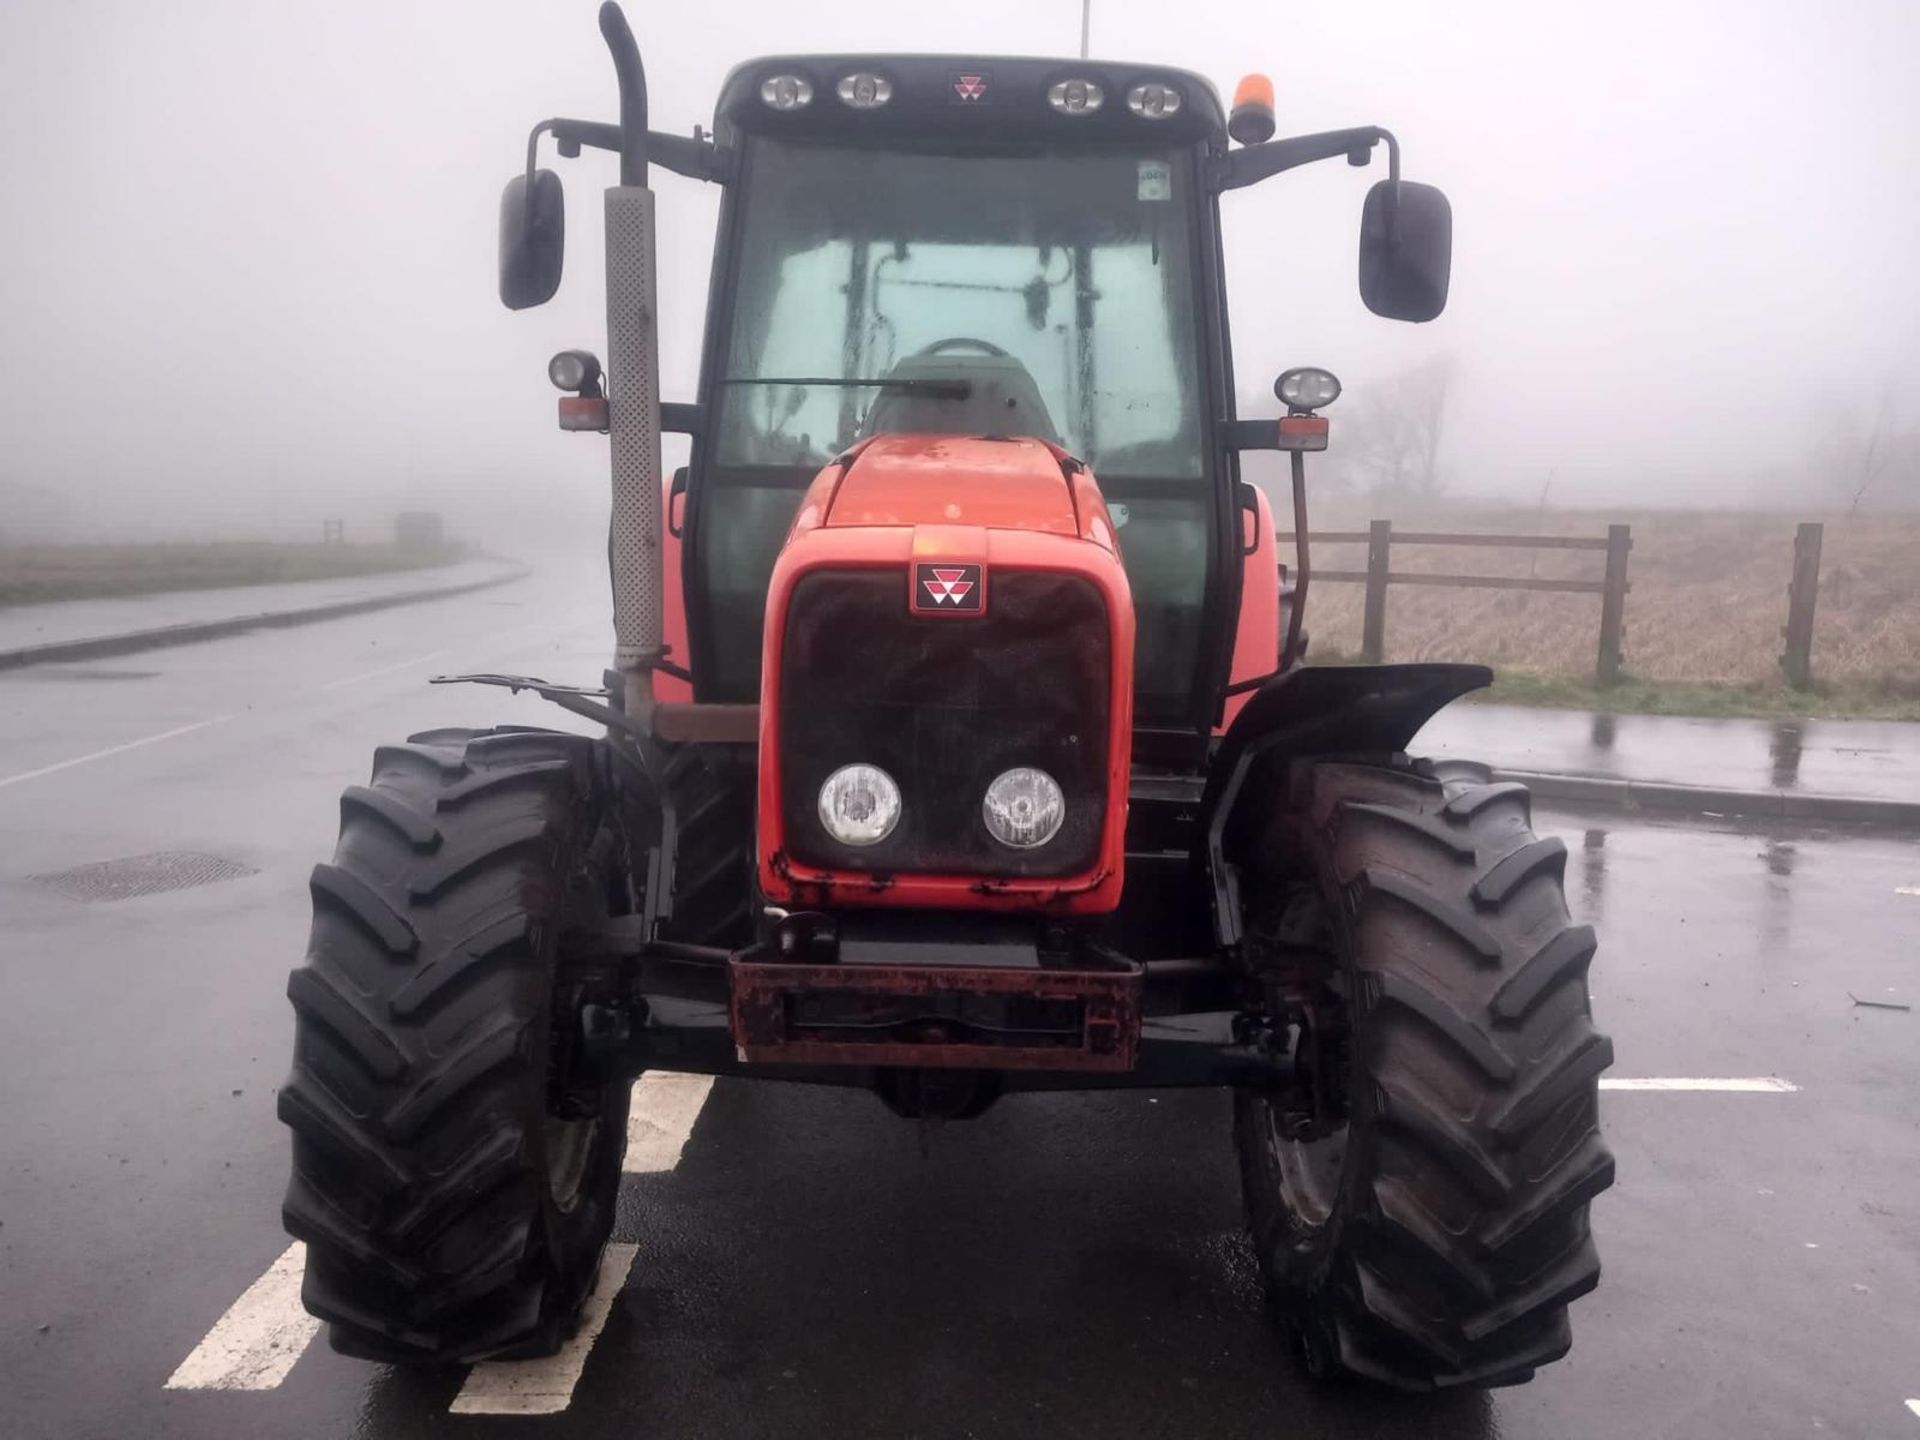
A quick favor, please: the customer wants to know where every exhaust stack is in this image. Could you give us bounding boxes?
[598,3,664,726]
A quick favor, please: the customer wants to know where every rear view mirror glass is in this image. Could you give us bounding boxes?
[499,169,565,311]
[1358,179,1451,323]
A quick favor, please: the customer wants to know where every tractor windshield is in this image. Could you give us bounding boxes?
[693,137,1217,724]
[714,140,1206,478]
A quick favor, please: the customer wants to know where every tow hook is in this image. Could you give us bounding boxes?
[769,910,838,962]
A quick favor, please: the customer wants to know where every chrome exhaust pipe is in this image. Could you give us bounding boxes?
[598,2,663,728]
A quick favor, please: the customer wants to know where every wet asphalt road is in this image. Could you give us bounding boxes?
[2,569,1917,1440]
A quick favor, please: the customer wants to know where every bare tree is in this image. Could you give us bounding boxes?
[1815,382,1920,515]
[1342,354,1458,498]
[1842,384,1896,516]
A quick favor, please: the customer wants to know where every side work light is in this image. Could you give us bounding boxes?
[1276,366,1342,413]
[547,349,602,395]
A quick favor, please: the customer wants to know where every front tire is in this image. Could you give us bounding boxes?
[279,727,636,1364]
[1234,757,1615,1389]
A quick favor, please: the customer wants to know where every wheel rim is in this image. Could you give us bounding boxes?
[543,1112,599,1210]
[1264,1108,1350,1229]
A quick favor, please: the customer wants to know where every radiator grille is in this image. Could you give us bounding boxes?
[778,569,1109,877]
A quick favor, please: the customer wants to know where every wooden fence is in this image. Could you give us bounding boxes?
[1282,519,1837,690]
[1279,521,1634,683]
[1780,522,1823,690]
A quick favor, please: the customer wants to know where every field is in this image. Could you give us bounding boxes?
[1290,501,1920,719]
[0,541,463,607]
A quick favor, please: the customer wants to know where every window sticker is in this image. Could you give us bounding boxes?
[1137,160,1171,201]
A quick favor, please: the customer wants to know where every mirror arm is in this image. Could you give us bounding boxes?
[541,118,727,183]
[650,131,728,183]
[550,119,624,157]
[1213,124,1399,193]
[516,121,559,268]
[659,402,704,436]
[1222,418,1282,451]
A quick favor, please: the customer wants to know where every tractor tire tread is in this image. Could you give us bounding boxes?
[1340,802,1477,862]
[281,725,629,1365]
[308,863,418,956]
[1356,867,1503,963]
[1471,837,1569,907]
[1235,760,1613,1391]
[1490,924,1598,1024]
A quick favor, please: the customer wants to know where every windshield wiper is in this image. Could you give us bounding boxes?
[721,376,973,400]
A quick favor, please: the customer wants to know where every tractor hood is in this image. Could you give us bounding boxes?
[825,435,1081,536]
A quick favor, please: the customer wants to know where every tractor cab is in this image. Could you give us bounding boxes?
[502,47,1453,757]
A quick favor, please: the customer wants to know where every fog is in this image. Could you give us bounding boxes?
[3,0,1917,547]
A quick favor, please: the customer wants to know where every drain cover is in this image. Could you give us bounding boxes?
[28,851,259,903]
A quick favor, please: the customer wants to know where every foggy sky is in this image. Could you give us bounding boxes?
[2,0,1917,544]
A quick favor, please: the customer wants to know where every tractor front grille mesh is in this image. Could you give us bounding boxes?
[28,851,258,903]
[778,568,1110,877]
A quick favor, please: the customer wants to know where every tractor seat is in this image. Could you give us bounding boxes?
[860,353,1062,446]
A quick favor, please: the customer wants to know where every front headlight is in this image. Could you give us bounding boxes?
[817,764,901,847]
[982,767,1066,849]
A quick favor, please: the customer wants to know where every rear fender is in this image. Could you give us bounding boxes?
[1197,663,1491,948]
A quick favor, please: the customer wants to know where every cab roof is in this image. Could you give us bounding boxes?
[714,54,1226,148]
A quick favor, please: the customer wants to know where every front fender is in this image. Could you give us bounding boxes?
[1197,663,1491,948]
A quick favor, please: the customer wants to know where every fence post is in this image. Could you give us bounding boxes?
[1779,521,1823,690]
[1595,523,1631,685]
[1362,519,1392,664]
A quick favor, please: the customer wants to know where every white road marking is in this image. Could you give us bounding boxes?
[450,1243,639,1416]
[0,715,232,791]
[2,615,566,790]
[164,1242,320,1392]
[1896,886,1920,896]
[625,1073,715,1172]
[1601,1076,1800,1093]
[164,1075,716,1399]
[317,648,454,691]
[1904,1397,1920,1419]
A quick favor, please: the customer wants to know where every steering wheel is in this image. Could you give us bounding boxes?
[912,337,1010,358]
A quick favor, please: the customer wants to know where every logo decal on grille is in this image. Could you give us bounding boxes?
[951,73,989,103]
[913,562,984,613]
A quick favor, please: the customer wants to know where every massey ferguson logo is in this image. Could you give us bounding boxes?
[913,562,984,613]
[951,73,989,103]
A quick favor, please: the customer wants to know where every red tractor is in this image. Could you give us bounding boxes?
[281,4,1613,1390]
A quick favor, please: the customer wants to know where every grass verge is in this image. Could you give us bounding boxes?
[0,542,465,607]
[1309,649,1920,721]
[1471,668,1920,722]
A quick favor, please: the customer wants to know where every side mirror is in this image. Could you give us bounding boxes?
[1358,179,1450,323]
[499,169,565,311]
